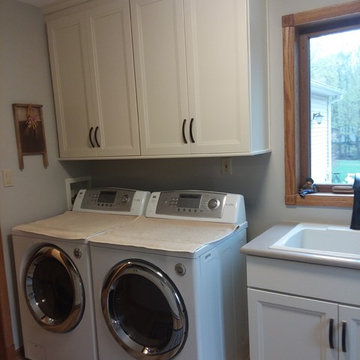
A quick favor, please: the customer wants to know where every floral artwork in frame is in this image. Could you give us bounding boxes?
[12,103,48,170]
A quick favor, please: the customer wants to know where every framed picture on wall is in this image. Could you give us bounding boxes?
[12,103,48,170]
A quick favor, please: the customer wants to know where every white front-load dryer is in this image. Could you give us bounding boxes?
[90,190,249,360]
[12,188,149,360]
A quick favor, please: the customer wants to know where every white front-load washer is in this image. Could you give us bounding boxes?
[90,190,249,360]
[12,188,150,360]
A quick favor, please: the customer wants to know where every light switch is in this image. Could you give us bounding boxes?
[2,169,14,187]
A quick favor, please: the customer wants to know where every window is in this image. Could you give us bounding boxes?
[283,1,360,207]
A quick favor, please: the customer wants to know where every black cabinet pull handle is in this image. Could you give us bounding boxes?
[190,118,195,143]
[342,321,347,352]
[182,119,188,144]
[89,127,95,148]
[94,126,100,147]
[329,318,335,349]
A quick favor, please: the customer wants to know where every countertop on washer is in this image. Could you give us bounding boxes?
[240,222,360,270]
[12,211,139,239]
[90,216,245,253]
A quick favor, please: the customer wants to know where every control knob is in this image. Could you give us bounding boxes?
[121,194,129,203]
[175,263,186,276]
[208,198,220,210]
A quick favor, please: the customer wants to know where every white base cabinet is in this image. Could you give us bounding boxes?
[246,256,360,360]
[339,306,360,360]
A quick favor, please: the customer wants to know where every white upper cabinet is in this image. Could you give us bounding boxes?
[47,0,140,158]
[86,2,140,156]
[47,0,269,159]
[131,0,269,156]
[47,12,94,158]
[131,0,190,156]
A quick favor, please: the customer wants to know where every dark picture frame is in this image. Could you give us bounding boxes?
[12,103,48,170]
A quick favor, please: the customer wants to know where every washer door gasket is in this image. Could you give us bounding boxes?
[102,259,188,360]
[24,245,85,333]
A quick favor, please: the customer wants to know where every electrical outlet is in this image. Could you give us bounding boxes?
[221,158,232,175]
[2,169,14,187]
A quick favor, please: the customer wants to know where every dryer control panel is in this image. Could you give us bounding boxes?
[73,188,150,215]
[156,191,226,218]
[146,190,246,225]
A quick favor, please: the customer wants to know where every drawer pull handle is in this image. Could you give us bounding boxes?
[89,127,95,148]
[94,126,100,147]
[329,318,334,349]
[190,118,195,143]
[342,321,347,353]
[182,119,188,144]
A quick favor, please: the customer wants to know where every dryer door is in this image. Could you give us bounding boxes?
[102,259,188,360]
[24,245,85,333]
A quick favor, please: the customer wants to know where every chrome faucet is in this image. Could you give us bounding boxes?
[350,173,360,230]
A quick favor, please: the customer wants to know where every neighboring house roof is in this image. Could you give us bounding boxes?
[311,81,342,100]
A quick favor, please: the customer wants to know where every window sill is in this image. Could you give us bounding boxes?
[285,193,353,207]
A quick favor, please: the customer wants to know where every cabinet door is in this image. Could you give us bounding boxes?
[47,13,95,158]
[87,0,140,156]
[248,289,338,360]
[339,305,360,360]
[184,0,250,154]
[131,0,190,155]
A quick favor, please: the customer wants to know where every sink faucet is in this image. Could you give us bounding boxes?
[350,173,360,230]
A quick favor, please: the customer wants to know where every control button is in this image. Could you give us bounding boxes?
[175,263,186,276]
[74,248,82,259]
[208,198,220,210]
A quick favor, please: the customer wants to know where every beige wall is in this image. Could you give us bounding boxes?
[0,0,355,350]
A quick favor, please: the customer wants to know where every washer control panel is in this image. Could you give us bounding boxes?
[146,190,246,224]
[154,191,226,218]
[73,188,150,215]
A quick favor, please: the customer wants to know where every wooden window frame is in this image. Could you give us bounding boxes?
[283,1,360,207]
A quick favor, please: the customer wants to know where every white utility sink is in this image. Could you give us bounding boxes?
[270,223,360,259]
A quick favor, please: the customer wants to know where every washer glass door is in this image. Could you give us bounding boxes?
[25,245,85,333]
[102,259,188,360]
